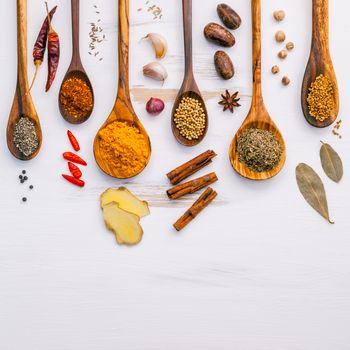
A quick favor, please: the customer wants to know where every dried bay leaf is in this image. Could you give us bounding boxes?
[320,142,343,183]
[295,163,334,224]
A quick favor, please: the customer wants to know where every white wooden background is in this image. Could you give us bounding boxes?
[1,1,350,349]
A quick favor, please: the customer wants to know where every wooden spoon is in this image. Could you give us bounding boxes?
[7,0,42,161]
[171,0,208,147]
[93,0,151,179]
[229,0,286,180]
[58,0,94,124]
[301,0,339,128]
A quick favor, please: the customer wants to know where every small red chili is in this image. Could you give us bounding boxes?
[68,162,82,179]
[67,130,80,151]
[62,174,85,187]
[63,152,87,166]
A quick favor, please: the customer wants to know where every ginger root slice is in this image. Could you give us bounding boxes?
[103,202,143,245]
[100,187,150,218]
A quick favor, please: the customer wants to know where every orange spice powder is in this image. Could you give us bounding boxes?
[98,121,150,178]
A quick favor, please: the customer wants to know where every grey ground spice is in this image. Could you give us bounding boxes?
[237,128,282,172]
[13,116,39,157]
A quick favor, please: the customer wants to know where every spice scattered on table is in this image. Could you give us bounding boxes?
[278,50,287,59]
[307,74,335,122]
[273,10,285,22]
[68,162,82,179]
[204,22,235,47]
[62,174,85,187]
[286,42,294,51]
[146,97,165,115]
[30,5,57,91]
[63,152,87,166]
[271,65,279,74]
[59,77,93,119]
[282,76,290,86]
[97,121,150,178]
[147,4,163,20]
[167,150,217,185]
[167,172,218,200]
[237,128,282,172]
[18,170,34,203]
[174,96,206,140]
[320,141,343,183]
[13,116,39,157]
[332,119,342,139]
[100,187,150,245]
[89,4,106,60]
[217,3,241,30]
[45,1,60,92]
[275,30,286,43]
[173,187,218,231]
[143,33,167,59]
[218,90,240,113]
[143,62,168,82]
[67,130,80,151]
[214,51,234,80]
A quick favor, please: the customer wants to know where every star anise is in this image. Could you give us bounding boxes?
[218,90,241,113]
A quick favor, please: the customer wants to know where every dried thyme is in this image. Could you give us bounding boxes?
[237,128,282,172]
[13,116,39,157]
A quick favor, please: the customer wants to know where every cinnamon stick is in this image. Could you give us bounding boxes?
[166,150,217,185]
[167,172,218,200]
[173,187,218,231]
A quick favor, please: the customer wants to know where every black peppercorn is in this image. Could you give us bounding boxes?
[29,185,34,190]
[22,197,27,202]
[22,170,26,175]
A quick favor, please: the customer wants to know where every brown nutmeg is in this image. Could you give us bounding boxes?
[204,22,236,47]
[214,51,234,80]
[217,3,242,30]
[278,50,288,59]
[275,30,286,43]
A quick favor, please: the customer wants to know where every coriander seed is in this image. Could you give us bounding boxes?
[282,76,290,85]
[278,50,287,59]
[286,42,294,50]
[271,65,280,74]
[273,10,285,22]
[275,30,286,43]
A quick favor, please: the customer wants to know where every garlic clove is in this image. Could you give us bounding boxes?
[143,62,168,82]
[143,33,168,59]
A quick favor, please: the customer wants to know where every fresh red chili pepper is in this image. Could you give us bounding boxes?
[68,162,82,179]
[45,3,60,92]
[63,152,87,166]
[62,174,85,187]
[30,5,57,91]
[67,130,80,151]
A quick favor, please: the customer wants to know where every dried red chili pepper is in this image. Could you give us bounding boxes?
[45,2,60,92]
[67,130,80,151]
[68,162,82,179]
[62,174,85,187]
[29,5,57,91]
[63,152,87,166]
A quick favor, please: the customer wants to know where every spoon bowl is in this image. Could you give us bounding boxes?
[58,0,94,124]
[7,0,42,161]
[301,0,338,128]
[59,69,94,124]
[171,90,208,147]
[229,0,286,180]
[171,0,208,147]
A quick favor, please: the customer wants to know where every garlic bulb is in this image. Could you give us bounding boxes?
[143,62,168,82]
[143,33,168,59]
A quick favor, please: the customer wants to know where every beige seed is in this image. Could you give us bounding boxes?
[275,30,286,43]
[278,50,288,59]
[273,10,285,22]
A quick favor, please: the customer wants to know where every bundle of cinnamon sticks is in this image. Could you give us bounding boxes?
[166,150,218,231]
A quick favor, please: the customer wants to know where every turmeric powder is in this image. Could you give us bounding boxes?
[98,121,150,178]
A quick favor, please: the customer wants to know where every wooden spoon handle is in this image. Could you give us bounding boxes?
[117,0,130,101]
[17,0,29,90]
[312,0,329,52]
[251,0,263,105]
[182,0,193,77]
[71,0,81,64]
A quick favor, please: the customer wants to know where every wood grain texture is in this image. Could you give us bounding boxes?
[58,0,94,124]
[93,0,151,178]
[229,0,286,181]
[301,0,339,128]
[171,0,208,147]
[6,0,42,161]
